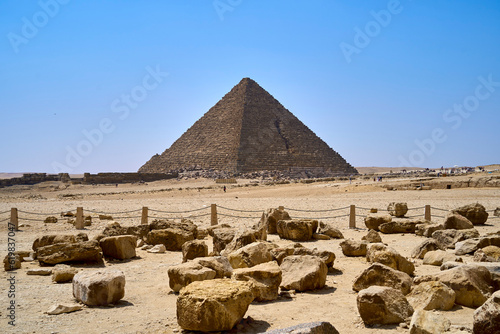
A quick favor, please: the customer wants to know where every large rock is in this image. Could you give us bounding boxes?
[366,243,415,276]
[362,229,382,243]
[261,208,291,234]
[353,263,413,295]
[443,213,474,230]
[228,241,275,269]
[411,239,445,259]
[37,240,102,265]
[4,254,21,271]
[212,228,236,255]
[364,214,392,231]
[379,221,418,234]
[149,219,198,238]
[276,220,317,241]
[99,235,137,260]
[473,290,500,334]
[455,236,500,255]
[340,239,367,257]
[357,286,414,325]
[33,233,88,252]
[167,261,216,293]
[415,223,444,237]
[409,309,451,334]
[406,281,456,311]
[422,250,462,266]
[388,202,408,217]
[318,222,344,239]
[452,203,489,225]
[221,229,257,256]
[263,322,339,334]
[194,256,233,278]
[72,269,125,306]
[52,265,79,283]
[280,255,327,291]
[146,228,194,251]
[176,279,254,331]
[232,261,282,301]
[482,245,500,261]
[98,222,150,241]
[270,243,335,267]
[432,228,480,249]
[182,240,208,262]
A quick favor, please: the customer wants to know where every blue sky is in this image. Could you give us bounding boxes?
[1,0,499,173]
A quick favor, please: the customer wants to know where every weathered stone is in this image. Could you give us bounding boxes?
[44,216,58,224]
[474,248,496,262]
[415,223,444,237]
[353,263,413,295]
[4,254,21,271]
[494,207,500,217]
[407,281,456,311]
[340,239,367,257]
[362,229,382,243]
[261,208,291,234]
[146,228,194,251]
[452,203,489,225]
[167,261,216,292]
[443,213,474,230]
[212,228,236,254]
[73,269,125,306]
[196,228,208,240]
[379,221,419,234]
[176,279,254,331]
[364,214,392,231]
[318,221,344,239]
[423,250,462,266]
[478,235,500,249]
[455,238,481,255]
[99,235,137,260]
[357,286,414,325]
[388,202,408,217]
[432,228,480,249]
[228,241,275,269]
[99,222,150,241]
[277,220,317,241]
[270,243,335,267]
[194,256,233,278]
[232,261,282,301]
[482,246,500,261]
[27,268,52,276]
[263,322,339,334]
[150,219,198,239]
[366,243,415,276]
[221,229,257,256]
[99,214,113,220]
[411,239,445,259]
[409,309,451,334]
[147,244,166,253]
[182,240,208,262]
[207,224,232,237]
[312,233,330,240]
[33,233,89,252]
[280,255,327,291]
[52,266,79,283]
[37,240,102,265]
[46,303,82,315]
[473,290,500,334]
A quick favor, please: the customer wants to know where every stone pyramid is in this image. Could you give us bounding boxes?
[139,78,358,175]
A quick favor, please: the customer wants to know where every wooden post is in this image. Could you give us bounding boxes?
[141,207,148,225]
[10,208,18,231]
[424,205,431,221]
[349,205,356,229]
[75,207,84,229]
[211,204,218,226]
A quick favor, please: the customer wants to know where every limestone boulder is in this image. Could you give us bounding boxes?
[482,245,500,261]
[228,241,275,269]
[409,309,451,334]
[194,256,233,278]
[263,322,339,334]
[72,269,125,306]
[167,261,216,293]
[270,243,335,267]
[37,240,102,265]
[221,229,257,256]
[212,228,236,254]
[357,286,414,325]
[52,265,79,283]
[176,279,254,331]
[353,263,413,295]
[318,221,344,239]
[423,250,462,266]
[270,243,303,264]
[4,254,21,271]
[232,261,282,301]
[452,203,489,225]
[432,228,480,249]
[261,208,291,234]
[276,220,317,241]
[149,219,198,238]
[474,248,497,263]
[147,244,166,253]
[99,235,137,260]
[443,213,474,230]
[33,233,88,252]
[182,240,208,262]
[473,290,500,334]
[146,228,194,251]
[415,223,444,237]
[406,281,456,311]
[379,220,419,234]
[99,222,150,241]
[280,255,327,291]
[340,239,367,257]
[366,243,415,276]
[388,202,408,217]
[362,229,382,243]
[44,216,58,224]
[46,303,82,315]
[411,239,445,259]
[364,214,392,231]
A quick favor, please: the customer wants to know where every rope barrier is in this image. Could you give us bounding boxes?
[85,209,142,215]
[356,207,375,211]
[149,212,211,220]
[356,214,367,218]
[17,210,65,216]
[218,213,261,219]
[284,206,350,213]
[105,215,143,219]
[217,206,264,213]
[149,207,209,214]
[407,214,423,218]
[291,214,350,220]
[0,218,9,223]
[407,206,426,210]
[431,207,449,212]
[20,217,44,222]
[431,215,446,218]
[0,210,10,215]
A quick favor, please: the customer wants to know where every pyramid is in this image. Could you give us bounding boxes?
[139,78,358,175]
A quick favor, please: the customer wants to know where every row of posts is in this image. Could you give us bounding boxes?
[7,204,432,230]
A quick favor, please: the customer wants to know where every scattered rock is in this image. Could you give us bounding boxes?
[379,221,419,234]
[146,228,194,251]
[27,268,52,276]
[263,322,339,334]
[73,268,125,306]
[452,203,489,225]
[280,255,327,291]
[353,263,413,295]
[212,228,236,254]
[167,261,216,292]
[99,214,113,220]
[364,214,392,231]
[228,241,275,269]
[37,240,102,265]
[406,281,456,311]
[52,265,79,283]
[221,229,257,256]
[366,243,415,276]
[182,240,208,262]
[443,213,474,230]
[312,233,330,240]
[276,220,317,241]
[147,244,166,253]
[411,239,445,259]
[388,202,408,217]
[194,256,233,278]
[415,223,444,237]
[432,228,480,249]
[340,239,367,257]
[482,245,500,261]
[33,234,88,252]
[46,303,82,315]
[99,235,137,260]
[318,222,344,239]
[362,229,382,243]
[270,243,335,267]
[473,290,500,334]
[409,309,451,334]
[232,261,282,301]
[260,208,291,234]
[423,250,462,266]
[357,286,414,325]
[494,207,500,217]
[4,254,21,271]
[44,216,58,224]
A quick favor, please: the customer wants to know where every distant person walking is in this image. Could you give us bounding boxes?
[223,186,226,193]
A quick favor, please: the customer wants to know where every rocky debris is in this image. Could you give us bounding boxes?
[14,250,35,262]
[146,228,194,251]
[364,214,392,231]
[443,213,474,230]
[4,254,21,271]
[432,228,480,249]
[474,248,497,262]
[455,235,500,255]
[357,286,414,325]
[73,268,125,306]
[387,202,408,217]
[423,250,462,266]
[221,229,258,256]
[362,229,382,243]
[452,203,489,225]
[415,223,444,237]
[494,207,500,217]
[232,261,282,301]
[212,228,236,255]
[366,243,415,276]
[409,309,451,334]
[228,241,275,269]
[411,239,445,259]
[340,239,368,257]
[176,279,254,331]
[196,228,208,240]
[84,216,92,226]
[44,216,58,224]
[280,255,327,291]
[406,281,456,311]
[379,220,420,234]
[194,256,233,278]
[147,244,166,253]
[276,220,317,241]
[260,208,291,234]
[167,261,217,292]
[27,268,52,276]
[52,265,79,283]
[99,235,137,260]
[263,322,339,334]
[207,224,232,237]
[317,222,344,239]
[46,303,82,315]
[353,263,413,295]
[99,214,113,220]
[473,290,500,334]
[37,240,102,265]
[481,245,500,261]
[32,233,89,252]
[312,233,330,240]
[182,240,208,262]
[97,222,149,241]
[270,243,335,267]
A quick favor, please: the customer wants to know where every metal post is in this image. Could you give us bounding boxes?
[211,204,218,226]
[424,205,431,221]
[75,207,84,229]
[349,205,356,229]
[141,207,148,225]
[10,208,18,231]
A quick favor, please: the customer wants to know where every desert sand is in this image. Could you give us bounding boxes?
[0,174,499,334]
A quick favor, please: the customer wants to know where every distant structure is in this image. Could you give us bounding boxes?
[139,78,358,176]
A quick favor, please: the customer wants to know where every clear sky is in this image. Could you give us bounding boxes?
[1,0,499,173]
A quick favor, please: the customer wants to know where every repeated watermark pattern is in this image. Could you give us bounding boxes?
[7,0,71,54]
[398,74,499,167]
[51,65,168,173]
[6,222,17,326]
[213,0,243,21]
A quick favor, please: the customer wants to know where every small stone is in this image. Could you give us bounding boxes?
[46,304,82,315]
[147,244,166,253]
[27,268,52,276]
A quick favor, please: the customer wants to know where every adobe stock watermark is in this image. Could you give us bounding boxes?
[340,0,405,64]
[7,0,71,54]
[398,74,499,167]
[51,65,168,173]
[213,0,242,21]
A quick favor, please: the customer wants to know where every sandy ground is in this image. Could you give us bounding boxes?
[0,176,499,334]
